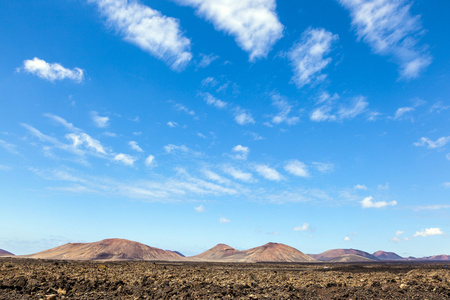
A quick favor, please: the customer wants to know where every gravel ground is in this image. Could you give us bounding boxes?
[1,258,449,299]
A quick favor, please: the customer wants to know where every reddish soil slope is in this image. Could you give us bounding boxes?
[22,239,184,261]
[328,254,377,263]
[0,249,14,257]
[427,255,450,261]
[313,249,379,261]
[373,250,403,260]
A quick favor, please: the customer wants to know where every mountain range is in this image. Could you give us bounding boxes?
[2,239,449,263]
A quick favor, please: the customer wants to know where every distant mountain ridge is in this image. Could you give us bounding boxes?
[22,238,183,261]
[190,242,316,263]
[0,249,14,257]
[13,239,450,262]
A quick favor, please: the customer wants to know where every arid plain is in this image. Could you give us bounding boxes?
[1,238,449,299]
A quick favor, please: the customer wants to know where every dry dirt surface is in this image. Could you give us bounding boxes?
[1,258,449,299]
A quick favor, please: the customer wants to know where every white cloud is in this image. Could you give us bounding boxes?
[128,141,144,152]
[378,183,390,190]
[390,236,401,242]
[395,230,405,236]
[394,107,414,120]
[0,164,11,171]
[234,110,255,125]
[414,228,444,238]
[44,113,79,132]
[288,28,338,88]
[178,0,283,61]
[361,196,397,208]
[195,204,205,212]
[219,216,230,223]
[164,144,189,154]
[92,0,192,70]
[339,0,431,79]
[0,139,19,155]
[197,53,219,68]
[344,236,351,241]
[312,162,334,173]
[202,169,230,184]
[270,94,299,125]
[201,76,218,87]
[113,153,136,166]
[284,160,309,177]
[294,223,310,232]
[310,96,369,122]
[254,164,282,181]
[354,184,368,190]
[91,111,109,128]
[202,93,228,109]
[66,133,107,155]
[414,136,450,149]
[232,145,249,160]
[20,57,84,82]
[223,166,254,182]
[145,154,155,166]
[173,103,195,116]
[443,182,450,189]
[167,121,179,128]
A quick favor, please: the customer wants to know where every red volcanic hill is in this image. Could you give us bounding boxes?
[427,255,450,261]
[373,250,403,260]
[312,249,379,261]
[22,239,184,261]
[0,249,14,257]
[328,254,377,263]
[190,244,238,261]
[190,243,316,263]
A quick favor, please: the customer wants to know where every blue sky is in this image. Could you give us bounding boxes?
[0,0,449,257]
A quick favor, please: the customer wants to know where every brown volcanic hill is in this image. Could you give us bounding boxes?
[239,243,316,263]
[190,243,316,263]
[314,249,379,261]
[372,250,403,260]
[190,244,238,261]
[0,249,14,257]
[427,255,450,261]
[328,254,377,263]
[22,239,184,261]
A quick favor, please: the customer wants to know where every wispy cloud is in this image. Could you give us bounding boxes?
[339,0,431,79]
[361,196,397,208]
[195,204,205,212]
[91,111,109,128]
[254,164,282,181]
[202,93,228,109]
[202,169,230,184]
[354,184,367,190]
[224,166,254,182]
[178,0,283,60]
[197,53,219,68]
[92,0,192,70]
[128,141,144,152]
[19,57,84,82]
[414,136,450,149]
[231,145,249,160]
[294,223,311,232]
[312,162,334,174]
[113,153,136,166]
[66,133,107,155]
[234,109,255,125]
[310,96,369,122]
[413,227,444,238]
[0,139,19,155]
[164,144,189,154]
[269,93,299,126]
[288,28,338,88]
[167,121,179,128]
[284,160,309,177]
[145,154,156,167]
[44,113,80,132]
[173,102,195,116]
[219,216,230,223]
[393,107,414,120]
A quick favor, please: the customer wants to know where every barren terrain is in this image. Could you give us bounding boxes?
[1,258,449,299]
